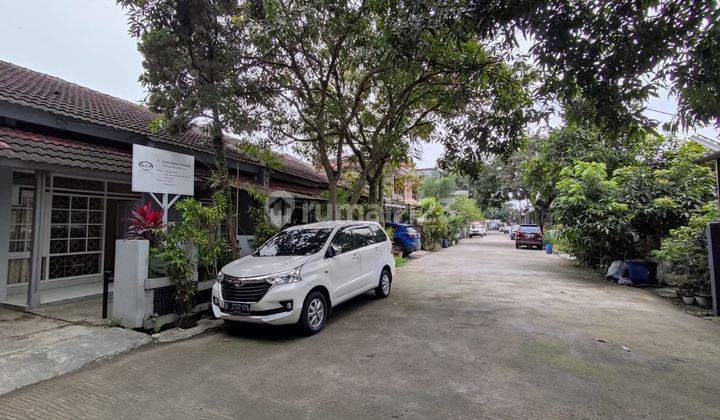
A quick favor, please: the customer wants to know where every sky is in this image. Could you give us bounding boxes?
[1,0,717,169]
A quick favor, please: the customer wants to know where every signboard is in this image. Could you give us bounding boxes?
[132,144,195,196]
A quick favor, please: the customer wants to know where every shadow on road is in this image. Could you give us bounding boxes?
[222,292,380,341]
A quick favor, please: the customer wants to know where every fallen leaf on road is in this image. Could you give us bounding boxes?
[621,346,631,352]
[594,338,606,343]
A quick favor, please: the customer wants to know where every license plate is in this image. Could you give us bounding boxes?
[224,302,251,315]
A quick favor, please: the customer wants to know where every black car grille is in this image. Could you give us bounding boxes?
[221,277,272,303]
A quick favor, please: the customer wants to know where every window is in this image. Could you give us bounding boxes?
[353,227,374,248]
[7,175,34,284]
[331,228,356,253]
[519,225,541,234]
[256,228,333,256]
[372,225,388,243]
[48,193,104,279]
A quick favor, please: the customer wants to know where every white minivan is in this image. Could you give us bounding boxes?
[211,221,395,335]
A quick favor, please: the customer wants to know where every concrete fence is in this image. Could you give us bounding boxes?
[112,239,213,329]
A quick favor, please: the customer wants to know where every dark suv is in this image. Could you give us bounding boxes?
[515,224,543,249]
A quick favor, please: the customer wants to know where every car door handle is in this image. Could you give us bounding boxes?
[373,245,380,252]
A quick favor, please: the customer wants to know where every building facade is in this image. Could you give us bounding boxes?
[0,60,328,309]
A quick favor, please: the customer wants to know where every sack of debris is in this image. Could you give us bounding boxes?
[605,260,628,283]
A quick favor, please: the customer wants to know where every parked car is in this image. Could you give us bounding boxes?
[212,221,395,335]
[386,222,421,257]
[515,224,543,249]
[469,221,487,237]
[508,225,520,240]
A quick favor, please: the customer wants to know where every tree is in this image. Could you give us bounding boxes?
[552,141,715,268]
[245,0,396,219]
[419,173,457,200]
[520,124,644,230]
[119,0,261,257]
[464,0,720,131]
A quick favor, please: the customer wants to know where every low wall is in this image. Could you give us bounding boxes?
[112,239,213,329]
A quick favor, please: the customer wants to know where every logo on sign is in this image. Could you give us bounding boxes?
[138,161,153,171]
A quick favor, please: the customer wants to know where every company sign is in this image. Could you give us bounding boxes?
[132,144,195,196]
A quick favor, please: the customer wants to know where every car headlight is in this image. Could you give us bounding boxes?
[216,271,224,283]
[267,267,303,285]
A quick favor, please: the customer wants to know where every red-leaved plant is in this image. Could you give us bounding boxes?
[126,202,165,246]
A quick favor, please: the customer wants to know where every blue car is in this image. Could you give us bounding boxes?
[386,222,422,257]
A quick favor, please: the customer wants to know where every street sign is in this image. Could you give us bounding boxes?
[132,144,194,196]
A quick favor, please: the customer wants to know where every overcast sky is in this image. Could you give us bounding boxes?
[1,0,717,169]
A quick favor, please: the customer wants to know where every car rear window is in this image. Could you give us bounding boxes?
[519,226,541,234]
[406,227,417,235]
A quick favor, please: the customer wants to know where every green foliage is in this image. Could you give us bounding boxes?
[553,162,634,268]
[394,255,407,268]
[418,197,449,249]
[450,196,483,226]
[245,187,281,249]
[552,140,715,268]
[419,173,457,200]
[154,193,229,317]
[653,204,718,285]
[484,202,521,223]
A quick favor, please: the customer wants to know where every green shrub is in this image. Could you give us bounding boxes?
[652,203,717,285]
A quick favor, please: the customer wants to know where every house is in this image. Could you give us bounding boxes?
[0,60,328,310]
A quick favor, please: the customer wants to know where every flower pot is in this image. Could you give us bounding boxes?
[681,295,695,305]
[695,294,712,308]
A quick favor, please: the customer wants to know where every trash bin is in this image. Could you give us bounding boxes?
[545,243,552,254]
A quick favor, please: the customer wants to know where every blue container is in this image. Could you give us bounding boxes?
[545,243,553,254]
[627,260,650,285]
[442,239,449,248]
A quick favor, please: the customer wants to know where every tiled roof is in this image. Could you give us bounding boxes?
[0,126,132,174]
[276,153,327,183]
[0,60,210,151]
[0,60,326,184]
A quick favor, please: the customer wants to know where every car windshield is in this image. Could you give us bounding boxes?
[256,228,333,256]
[519,226,541,234]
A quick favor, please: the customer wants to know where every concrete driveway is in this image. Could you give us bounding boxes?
[2,232,720,419]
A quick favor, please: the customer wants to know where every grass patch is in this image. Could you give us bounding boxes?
[394,255,407,267]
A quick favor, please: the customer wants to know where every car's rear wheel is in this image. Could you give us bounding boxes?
[297,291,328,335]
[374,268,392,298]
[515,243,520,249]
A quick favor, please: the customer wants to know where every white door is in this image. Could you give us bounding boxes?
[352,226,379,288]
[327,227,362,300]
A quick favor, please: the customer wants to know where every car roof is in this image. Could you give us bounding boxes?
[520,224,540,227]
[284,220,382,231]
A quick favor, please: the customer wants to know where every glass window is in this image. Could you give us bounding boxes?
[353,227,374,248]
[8,176,34,285]
[256,228,333,256]
[372,225,388,243]
[519,225,541,234]
[331,228,356,253]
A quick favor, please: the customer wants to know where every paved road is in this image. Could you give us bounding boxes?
[2,232,720,419]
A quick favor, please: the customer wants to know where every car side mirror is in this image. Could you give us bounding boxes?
[326,244,342,258]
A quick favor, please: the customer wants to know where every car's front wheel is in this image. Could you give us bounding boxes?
[297,291,328,335]
[374,269,392,298]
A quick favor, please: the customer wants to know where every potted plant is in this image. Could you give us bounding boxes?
[678,283,695,305]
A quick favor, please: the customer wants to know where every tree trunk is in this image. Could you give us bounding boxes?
[328,179,338,220]
[210,111,239,259]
